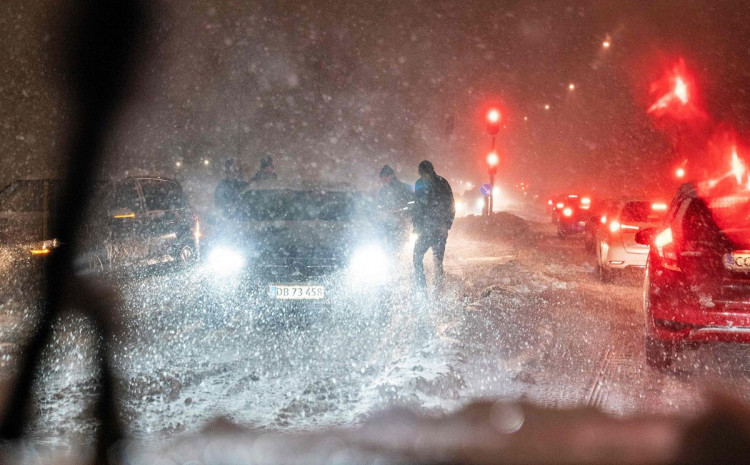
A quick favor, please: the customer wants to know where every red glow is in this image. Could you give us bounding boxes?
[674,77,688,104]
[487,109,501,123]
[654,228,673,249]
[731,146,746,185]
[647,59,703,120]
[694,138,750,247]
[646,59,748,248]
[487,151,499,167]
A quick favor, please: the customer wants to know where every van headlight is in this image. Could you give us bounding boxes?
[207,246,245,274]
[349,244,389,285]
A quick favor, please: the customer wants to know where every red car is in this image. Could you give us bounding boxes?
[639,182,750,369]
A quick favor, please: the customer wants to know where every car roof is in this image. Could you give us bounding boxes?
[242,179,358,193]
[126,176,180,184]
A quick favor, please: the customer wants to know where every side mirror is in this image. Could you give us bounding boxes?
[635,227,657,245]
[110,207,136,219]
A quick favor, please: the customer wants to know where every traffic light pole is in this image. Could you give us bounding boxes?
[485,108,501,217]
[488,135,496,216]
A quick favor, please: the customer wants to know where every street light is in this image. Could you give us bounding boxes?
[675,167,686,179]
[568,83,576,91]
[544,104,551,110]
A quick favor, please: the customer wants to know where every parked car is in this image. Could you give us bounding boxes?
[77,176,200,273]
[638,182,750,369]
[594,199,668,282]
[0,179,64,257]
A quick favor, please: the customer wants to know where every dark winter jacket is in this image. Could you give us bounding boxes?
[248,170,278,183]
[413,175,455,233]
[215,178,248,215]
[378,179,413,212]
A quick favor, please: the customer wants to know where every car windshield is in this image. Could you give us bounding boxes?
[7,1,750,462]
[620,201,665,223]
[140,179,187,211]
[0,181,43,212]
[239,189,362,221]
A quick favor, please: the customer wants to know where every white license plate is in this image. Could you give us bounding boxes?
[725,252,750,271]
[268,285,325,300]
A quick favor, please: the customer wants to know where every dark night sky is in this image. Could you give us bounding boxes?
[3,0,750,202]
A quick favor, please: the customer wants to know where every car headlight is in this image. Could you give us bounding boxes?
[349,244,389,285]
[207,246,245,274]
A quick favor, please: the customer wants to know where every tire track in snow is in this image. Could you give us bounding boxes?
[586,346,612,409]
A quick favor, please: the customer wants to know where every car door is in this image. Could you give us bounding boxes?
[137,179,187,261]
[109,178,149,265]
[619,201,665,254]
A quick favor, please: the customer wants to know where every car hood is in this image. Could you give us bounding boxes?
[216,219,370,262]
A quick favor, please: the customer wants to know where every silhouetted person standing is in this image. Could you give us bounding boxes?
[215,158,248,217]
[249,155,277,182]
[412,160,455,291]
[378,165,413,253]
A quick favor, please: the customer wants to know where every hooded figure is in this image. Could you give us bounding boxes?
[249,155,278,183]
[412,160,455,290]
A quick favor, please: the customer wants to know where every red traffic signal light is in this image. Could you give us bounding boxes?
[487,151,499,174]
[486,109,501,136]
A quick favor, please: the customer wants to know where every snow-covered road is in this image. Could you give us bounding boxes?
[4,208,750,449]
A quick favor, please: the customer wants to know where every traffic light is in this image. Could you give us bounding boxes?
[486,109,501,136]
[487,151,499,175]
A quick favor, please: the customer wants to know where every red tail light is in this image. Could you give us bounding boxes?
[562,207,573,217]
[609,220,639,234]
[654,228,672,249]
[654,227,680,271]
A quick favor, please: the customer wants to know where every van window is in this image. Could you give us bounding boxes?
[621,201,665,223]
[113,180,142,212]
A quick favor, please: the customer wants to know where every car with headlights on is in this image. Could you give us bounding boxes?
[594,199,668,282]
[638,182,750,369]
[203,183,392,311]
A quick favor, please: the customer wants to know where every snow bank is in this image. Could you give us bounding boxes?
[452,213,531,242]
